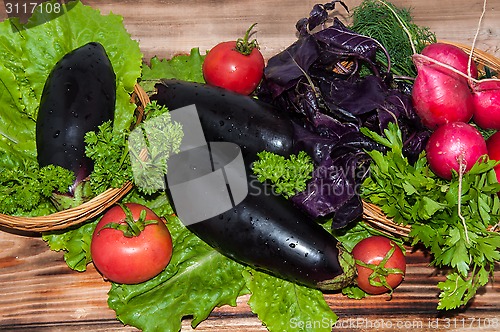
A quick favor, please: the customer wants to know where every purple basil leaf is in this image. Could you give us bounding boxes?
[403,131,431,164]
[263,35,320,98]
[307,4,330,31]
[291,152,363,219]
[305,1,350,31]
[256,2,430,228]
[313,18,380,60]
[319,75,386,117]
[331,195,363,229]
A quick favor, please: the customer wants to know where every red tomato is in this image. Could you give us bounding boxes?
[351,236,406,295]
[91,203,173,284]
[202,24,265,95]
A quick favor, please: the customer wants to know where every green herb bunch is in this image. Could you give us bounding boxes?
[0,159,74,216]
[361,123,500,310]
[252,151,314,198]
[128,101,184,194]
[350,0,436,77]
[85,101,183,196]
[84,121,132,195]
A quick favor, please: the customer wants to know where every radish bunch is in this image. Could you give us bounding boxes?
[411,42,500,180]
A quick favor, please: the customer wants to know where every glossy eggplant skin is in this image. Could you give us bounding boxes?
[152,79,295,164]
[36,42,116,191]
[151,80,355,290]
[189,182,354,289]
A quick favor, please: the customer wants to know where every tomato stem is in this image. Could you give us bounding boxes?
[235,23,259,56]
[99,203,158,237]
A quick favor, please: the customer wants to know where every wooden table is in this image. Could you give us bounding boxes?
[1,1,500,331]
[1,227,499,331]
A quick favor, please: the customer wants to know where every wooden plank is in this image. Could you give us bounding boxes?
[1,1,496,59]
[78,0,499,60]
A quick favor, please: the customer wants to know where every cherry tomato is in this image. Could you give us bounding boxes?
[91,203,173,284]
[202,24,265,95]
[351,236,406,295]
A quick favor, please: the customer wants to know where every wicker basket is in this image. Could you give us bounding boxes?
[0,84,150,232]
[362,41,500,238]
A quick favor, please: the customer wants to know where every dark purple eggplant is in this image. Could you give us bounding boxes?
[151,79,355,290]
[36,42,116,194]
[152,79,295,163]
[188,182,355,290]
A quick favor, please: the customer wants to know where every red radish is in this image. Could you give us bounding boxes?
[412,65,475,130]
[426,122,487,180]
[472,80,500,130]
[421,42,478,79]
[486,131,500,184]
[411,43,477,130]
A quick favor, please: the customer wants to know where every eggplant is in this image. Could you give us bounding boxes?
[151,79,355,290]
[36,42,116,194]
[152,79,295,163]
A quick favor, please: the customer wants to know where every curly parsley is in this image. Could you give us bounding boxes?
[0,159,74,216]
[84,101,183,196]
[252,150,314,199]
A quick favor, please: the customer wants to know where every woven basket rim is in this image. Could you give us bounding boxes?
[362,41,500,238]
[0,83,150,232]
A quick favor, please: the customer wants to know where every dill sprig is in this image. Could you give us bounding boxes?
[349,0,436,77]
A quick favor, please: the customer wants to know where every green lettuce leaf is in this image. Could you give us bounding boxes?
[108,199,248,332]
[1,0,143,217]
[0,1,143,162]
[243,269,338,332]
[141,47,205,93]
[0,20,37,164]
[17,0,141,263]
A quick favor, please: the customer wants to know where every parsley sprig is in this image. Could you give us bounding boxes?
[84,101,183,196]
[361,122,500,310]
[252,151,314,198]
[0,160,74,216]
[84,121,133,195]
[127,101,183,194]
